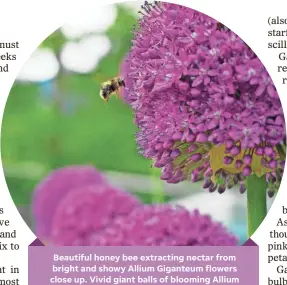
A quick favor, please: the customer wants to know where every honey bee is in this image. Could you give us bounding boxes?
[99,77,125,103]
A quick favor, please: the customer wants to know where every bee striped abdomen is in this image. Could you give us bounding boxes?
[99,77,125,102]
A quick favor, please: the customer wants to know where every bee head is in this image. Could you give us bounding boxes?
[118,77,125,87]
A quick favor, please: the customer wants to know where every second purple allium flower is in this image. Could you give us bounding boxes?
[50,184,141,246]
[87,205,238,246]
[122,1,286,196]
[33,165,107,240]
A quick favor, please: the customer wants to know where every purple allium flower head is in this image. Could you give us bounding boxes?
[50,184,141,246]
[87,204,238,246]
[121,1,286,195]
[32,165,107,241]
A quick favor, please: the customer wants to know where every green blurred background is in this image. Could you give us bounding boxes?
[1,4,160,206]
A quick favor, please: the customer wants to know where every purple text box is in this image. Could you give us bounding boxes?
[29,243,258,285]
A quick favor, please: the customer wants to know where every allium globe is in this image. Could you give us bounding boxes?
[121,1,286,197]
[87,205,238,246]
[50,184,141,246]
[32,165,107,240]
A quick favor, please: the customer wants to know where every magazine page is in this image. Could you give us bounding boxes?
[0,0,286,284]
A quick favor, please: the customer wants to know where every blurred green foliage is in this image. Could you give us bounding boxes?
[1,5,164,206]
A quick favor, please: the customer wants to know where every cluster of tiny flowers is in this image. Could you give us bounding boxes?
[50,184,141,246]
[87,205,238,246]
[32,165,107,240]
[121,1,286,196]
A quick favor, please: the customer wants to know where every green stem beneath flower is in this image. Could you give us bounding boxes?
[246,174,267,238]
[150,166,165,203]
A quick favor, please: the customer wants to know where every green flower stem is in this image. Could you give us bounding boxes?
[150,167,165,203]
[246,174,268,238]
